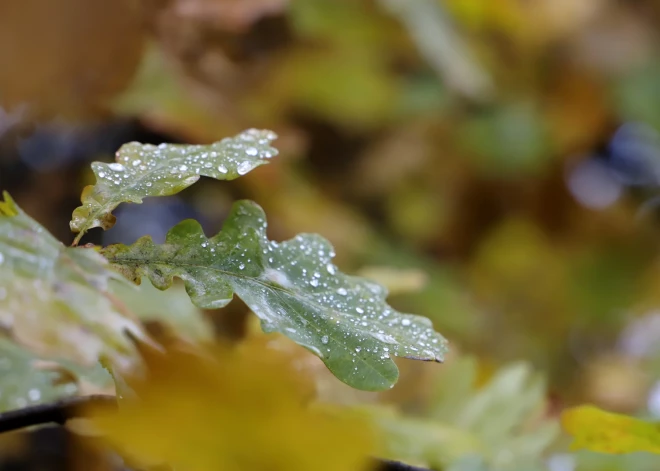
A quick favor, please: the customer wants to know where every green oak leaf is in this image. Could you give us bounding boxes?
[70,129,278,244]
[0,192,150,373]
[102,200,448,391]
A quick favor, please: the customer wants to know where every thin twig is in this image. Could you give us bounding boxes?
[377,459,435,471]
[0,395,117,434]
[0,395,433,471]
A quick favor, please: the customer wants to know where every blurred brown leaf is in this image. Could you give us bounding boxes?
[0,0,144,119]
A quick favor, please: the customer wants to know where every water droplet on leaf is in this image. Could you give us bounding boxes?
[237,162,252,175]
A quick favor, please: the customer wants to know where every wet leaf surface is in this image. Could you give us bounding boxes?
[70,129,278,243]
[103,200,448,391]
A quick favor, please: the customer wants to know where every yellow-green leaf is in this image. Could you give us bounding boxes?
[562,405,660,454]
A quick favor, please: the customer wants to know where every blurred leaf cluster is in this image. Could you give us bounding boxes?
[363,356,559,470]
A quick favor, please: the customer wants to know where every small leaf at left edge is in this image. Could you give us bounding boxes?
[0,191,150,373]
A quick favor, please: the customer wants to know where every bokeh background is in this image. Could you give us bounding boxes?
[2,0,660,469]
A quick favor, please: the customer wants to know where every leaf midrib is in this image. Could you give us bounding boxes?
[108,255,398,386]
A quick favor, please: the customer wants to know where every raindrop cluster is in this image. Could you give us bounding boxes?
[71,129,279,236]
[111,199,448,388]
[92,129,278,197]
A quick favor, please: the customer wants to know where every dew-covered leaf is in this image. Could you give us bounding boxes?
[70,129,278,244]
[562,405,660,454]
[102,200,448,391]
[0,192,150,373]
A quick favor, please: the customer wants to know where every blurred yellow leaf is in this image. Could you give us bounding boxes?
[356,266,429,295]
[469,217,566,312]
[445,0,599,47]
[444,0,522,32]
[271,50,399,129]
[562,405,660,454]
[242,318,382,406]
[87,344,376,471]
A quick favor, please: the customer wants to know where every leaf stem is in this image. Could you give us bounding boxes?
[71,232,84,247]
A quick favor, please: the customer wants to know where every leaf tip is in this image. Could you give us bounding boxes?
[0,191,19,216]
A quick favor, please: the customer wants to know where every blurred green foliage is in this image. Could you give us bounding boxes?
[363,357,559,470]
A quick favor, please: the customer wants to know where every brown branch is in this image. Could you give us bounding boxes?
[0,395,117,434]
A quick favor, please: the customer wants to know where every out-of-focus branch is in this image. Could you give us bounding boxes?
[0,395,434,471]
[380,0,493,102]
[0,395,117,434]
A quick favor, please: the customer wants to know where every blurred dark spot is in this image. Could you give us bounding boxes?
[290,112,375,182]
[102,196,205,246]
